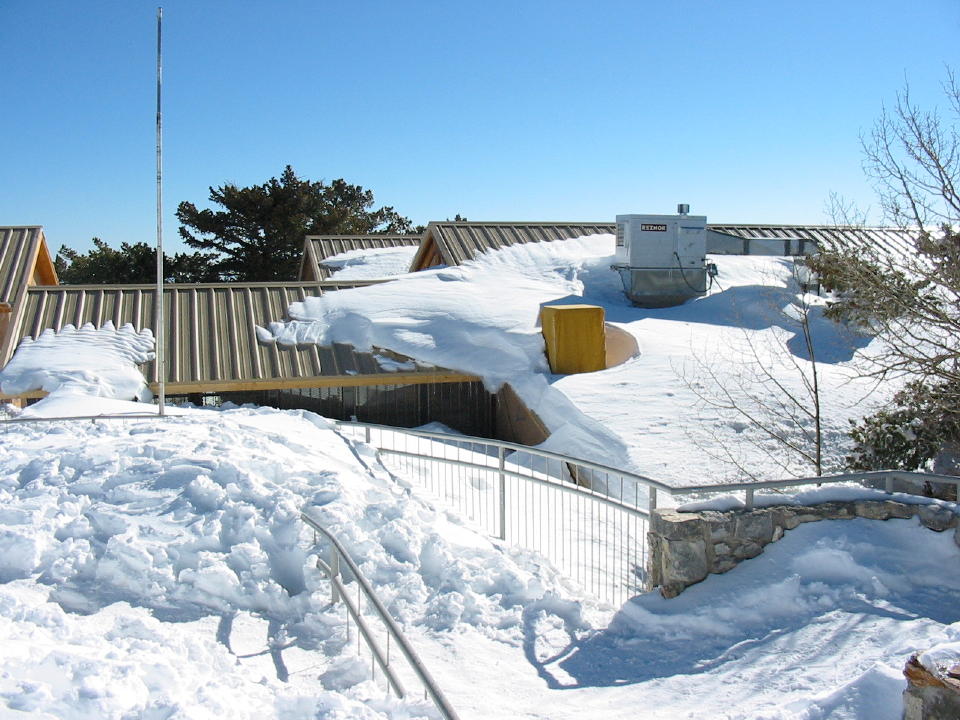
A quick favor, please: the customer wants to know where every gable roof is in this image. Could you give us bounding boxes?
[410,222,615,271]
[300,235,421,281]
[409,221,921,269]
[2,279,474,398]
[0,226,58,307]
[707,224,917,256]
[0,226,59,368]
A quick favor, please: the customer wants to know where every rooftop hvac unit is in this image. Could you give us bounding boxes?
[612,205,708,307]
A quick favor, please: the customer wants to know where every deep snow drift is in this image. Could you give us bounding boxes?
[262,235,887,485]
[1,400,959,719]
[0,400,599,718]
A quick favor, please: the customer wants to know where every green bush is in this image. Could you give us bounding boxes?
[848,380,960,472]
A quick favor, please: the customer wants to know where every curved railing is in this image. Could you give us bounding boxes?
[335,420,960,607]
[301,512,460,720]
[335,421,654,606]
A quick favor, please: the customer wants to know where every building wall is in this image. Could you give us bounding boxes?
[184,380,499,438]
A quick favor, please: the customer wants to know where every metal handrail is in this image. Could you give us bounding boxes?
[301,511,461,720]
[0,413,170,424]
[336,420,960,509]
[379,445,650,519]
[341,421,677,495]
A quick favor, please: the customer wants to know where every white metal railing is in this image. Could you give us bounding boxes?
[335,421,960,607]
[336,422,654,607]
[301,512,460,720]
[0,413,168,424]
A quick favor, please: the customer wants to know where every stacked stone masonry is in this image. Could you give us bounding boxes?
[903,655,960,720]
[648,500,960,599]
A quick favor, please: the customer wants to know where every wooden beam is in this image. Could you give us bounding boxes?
[0,371,482,402]
[153,371,480,394]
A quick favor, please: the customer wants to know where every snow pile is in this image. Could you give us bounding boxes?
[918,634,960,678]
[0,396,958,718]
[553,253,887,484]
[0,400,597,718]
[322,246,419,280]
[0,322,154,403]
[537,518,960,720]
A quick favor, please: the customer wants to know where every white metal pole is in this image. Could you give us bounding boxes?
[155,7,166,416]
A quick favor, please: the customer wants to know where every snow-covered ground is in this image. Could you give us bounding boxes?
[1,399,958,719]
[0,233,955,718]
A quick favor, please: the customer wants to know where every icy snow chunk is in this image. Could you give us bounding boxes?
[0,321,155,402]
[373,352,417,372]
[0,530,41,581]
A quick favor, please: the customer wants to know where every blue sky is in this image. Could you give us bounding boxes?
[0,0,957,255]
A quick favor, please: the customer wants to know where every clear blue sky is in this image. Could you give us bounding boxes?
[1,0,957,255]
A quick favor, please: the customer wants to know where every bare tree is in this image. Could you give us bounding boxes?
[681,265,829,481]
[808,70,960,474]
[809,72,960,389]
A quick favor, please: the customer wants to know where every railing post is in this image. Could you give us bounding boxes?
[330,545,340,604]
[885,475,894,494]
[498,446,506,541]
[365,425,371,445]
[648,487,657,516]
[745,488,754,509]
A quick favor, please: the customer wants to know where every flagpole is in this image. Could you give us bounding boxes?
[155,7,166,416]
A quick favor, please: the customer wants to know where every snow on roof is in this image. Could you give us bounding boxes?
[0,321,155,401]
[320,245,419,280]
[409,221,917,270]
[299,234,420,281]
[4,281,466,399]
[264,233,890,483]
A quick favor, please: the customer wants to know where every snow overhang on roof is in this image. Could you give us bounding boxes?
[1,280,476,399]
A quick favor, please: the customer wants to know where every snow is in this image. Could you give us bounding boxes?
[0,322,155,404]
[1,233,956,718]
[321,246,419,280]
[0,399,958,719]
[918,637,960,677]
[678,485,960,512]
[261,235,889,484]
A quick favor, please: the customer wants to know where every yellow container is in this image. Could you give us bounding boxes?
[539,304,606,374]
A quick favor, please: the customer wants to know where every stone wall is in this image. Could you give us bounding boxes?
[904,655,960,720]
[648,500,960,598]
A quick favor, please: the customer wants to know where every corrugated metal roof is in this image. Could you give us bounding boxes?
[707,224,917,257]
[300,235,422,280]
[5,280,473,396]
[0,226,57,306]
[410,221,919,268]
[411,222,615,269]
